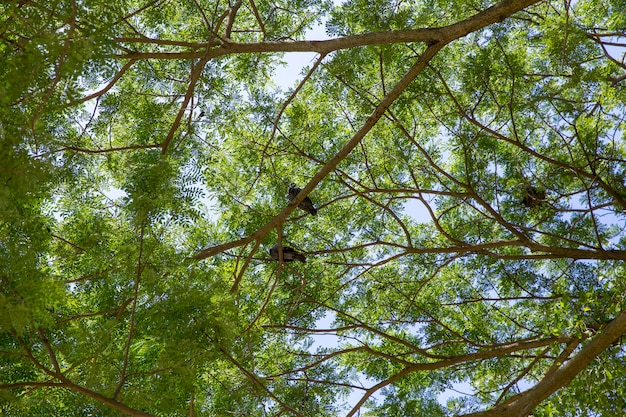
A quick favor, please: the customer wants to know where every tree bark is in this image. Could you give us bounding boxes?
[461,311,626,417]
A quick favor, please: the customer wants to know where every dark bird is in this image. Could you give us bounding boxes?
[521,185,546,208]
[269,244,306,262]
[288,183,317,215]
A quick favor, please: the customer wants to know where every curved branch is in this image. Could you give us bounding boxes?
[161,57,209,154]
[462,311,626,417]
[70,59,135,105]
[60,379,156,417]
[120,0,541,61]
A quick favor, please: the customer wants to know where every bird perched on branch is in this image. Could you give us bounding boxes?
[521,185,546,208]
[269,244,306,262]
[288,183,317,215]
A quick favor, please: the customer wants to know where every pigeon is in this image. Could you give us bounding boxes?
[288,183,317,215]
[269,244,306,262]
[521,185,546,208]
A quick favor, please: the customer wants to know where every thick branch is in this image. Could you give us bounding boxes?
[347,334,569,417]
[60,379,156,417]
[161,57,208,154]
[119,0,540,61]
[462,311,626,417]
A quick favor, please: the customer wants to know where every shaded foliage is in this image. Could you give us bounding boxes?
[2,0,626,416]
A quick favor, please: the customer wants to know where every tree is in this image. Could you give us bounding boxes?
[1,0,626,415]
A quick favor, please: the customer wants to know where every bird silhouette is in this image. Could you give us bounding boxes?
[269,244,306,262]
[288,183,317,215]
[521,185,546,208]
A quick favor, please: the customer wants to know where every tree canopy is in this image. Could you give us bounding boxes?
[2,0,626,416]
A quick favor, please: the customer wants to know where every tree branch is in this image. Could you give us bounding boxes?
[193,42,444,260]
[120,0,541,61]
[461,311,626,417]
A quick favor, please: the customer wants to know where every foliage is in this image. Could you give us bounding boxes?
[2,0,626,416]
